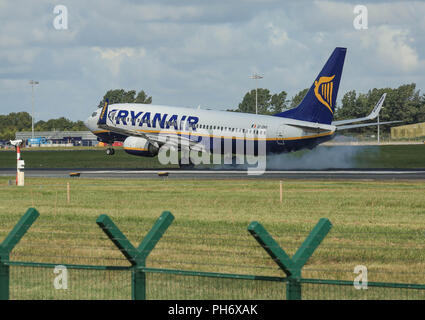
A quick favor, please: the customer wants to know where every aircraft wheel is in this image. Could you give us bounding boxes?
[106,148,115,155]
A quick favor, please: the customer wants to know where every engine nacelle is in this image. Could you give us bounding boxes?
[123,137,157,157]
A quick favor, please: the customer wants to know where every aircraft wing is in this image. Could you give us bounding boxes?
[332,93,386,126]
[289,122,335,132]
[335,120,402,131]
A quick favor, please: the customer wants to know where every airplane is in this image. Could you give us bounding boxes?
[84,47,400,167]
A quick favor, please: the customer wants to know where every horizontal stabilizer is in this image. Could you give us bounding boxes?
[336,120,402,131]
[290,122,335,131]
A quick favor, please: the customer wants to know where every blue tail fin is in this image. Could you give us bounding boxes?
[275,47,346,124]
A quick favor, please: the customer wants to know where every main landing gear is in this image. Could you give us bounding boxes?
[106,147,115,155]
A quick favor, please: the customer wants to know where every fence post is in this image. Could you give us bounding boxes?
[96,211,174,300]
[248,218,332,300]
[0,208,39,300]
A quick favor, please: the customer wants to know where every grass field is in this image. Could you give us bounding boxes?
[0,147,176,169]
[0,144,424,169]
[0,176,424,299]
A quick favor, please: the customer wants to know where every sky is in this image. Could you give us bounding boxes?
[0,0,424,121]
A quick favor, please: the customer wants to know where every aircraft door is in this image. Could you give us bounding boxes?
[276,124,285,145]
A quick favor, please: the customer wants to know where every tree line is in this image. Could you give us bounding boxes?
[0,113,87,140]
[1,84,424,140]
[0,89,152,140]
[230,83,425,135]
[335,84,425,134]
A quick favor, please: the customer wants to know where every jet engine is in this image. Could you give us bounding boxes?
[123,136,158,157]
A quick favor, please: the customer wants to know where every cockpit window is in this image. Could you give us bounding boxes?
[91,112,98,117]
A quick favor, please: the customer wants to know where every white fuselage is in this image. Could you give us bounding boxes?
[86,103,336,154]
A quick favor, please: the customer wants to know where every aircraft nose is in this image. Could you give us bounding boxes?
[84,117,91,130]
[84,112,97,131]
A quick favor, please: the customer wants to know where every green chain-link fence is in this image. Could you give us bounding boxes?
[1,208,425,300]
[9,263,131,300]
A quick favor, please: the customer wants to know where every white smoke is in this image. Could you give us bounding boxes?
[266,134,373,170]
[198,133,383,171]
[207,146,366,170]
[208,135,377,170]
[266,145,363,170]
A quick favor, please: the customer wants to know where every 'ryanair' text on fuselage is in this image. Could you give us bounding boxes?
[108,109,199,131]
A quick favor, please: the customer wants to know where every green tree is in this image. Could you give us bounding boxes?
[98,89,152,108]
[289,88,309,108]
[0,112,32,140]
[35,117,76,131]
[417,94,425,123]
[334,84,424,135]
[0,112,90,140]
[235,89,289,115]
[72,120,89,131]
[270,91,289,114]
[135,90,152,104]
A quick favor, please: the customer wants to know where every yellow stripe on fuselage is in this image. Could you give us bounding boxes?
[123,147,148,151]
[135,129,334,141]
[93,130,110,134]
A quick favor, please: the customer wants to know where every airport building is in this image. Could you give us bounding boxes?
[15,131,98,147]
[391,122,425,140]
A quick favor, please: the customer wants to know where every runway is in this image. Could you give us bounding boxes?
[1,168,425,180]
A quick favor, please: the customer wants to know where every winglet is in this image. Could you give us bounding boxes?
[97,99,109,126]
[367,93,386,120]
[332,93,387,127]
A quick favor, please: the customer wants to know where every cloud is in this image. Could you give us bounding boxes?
[267,23,289,46]
[0,0,424,121]
[374,26,420,72]
[92,47,147,76]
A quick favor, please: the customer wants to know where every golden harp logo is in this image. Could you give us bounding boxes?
[314,75,335,113]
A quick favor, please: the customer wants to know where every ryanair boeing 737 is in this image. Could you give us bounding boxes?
[84,47,398,167]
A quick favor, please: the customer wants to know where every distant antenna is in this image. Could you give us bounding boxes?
[249,73,263,114]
